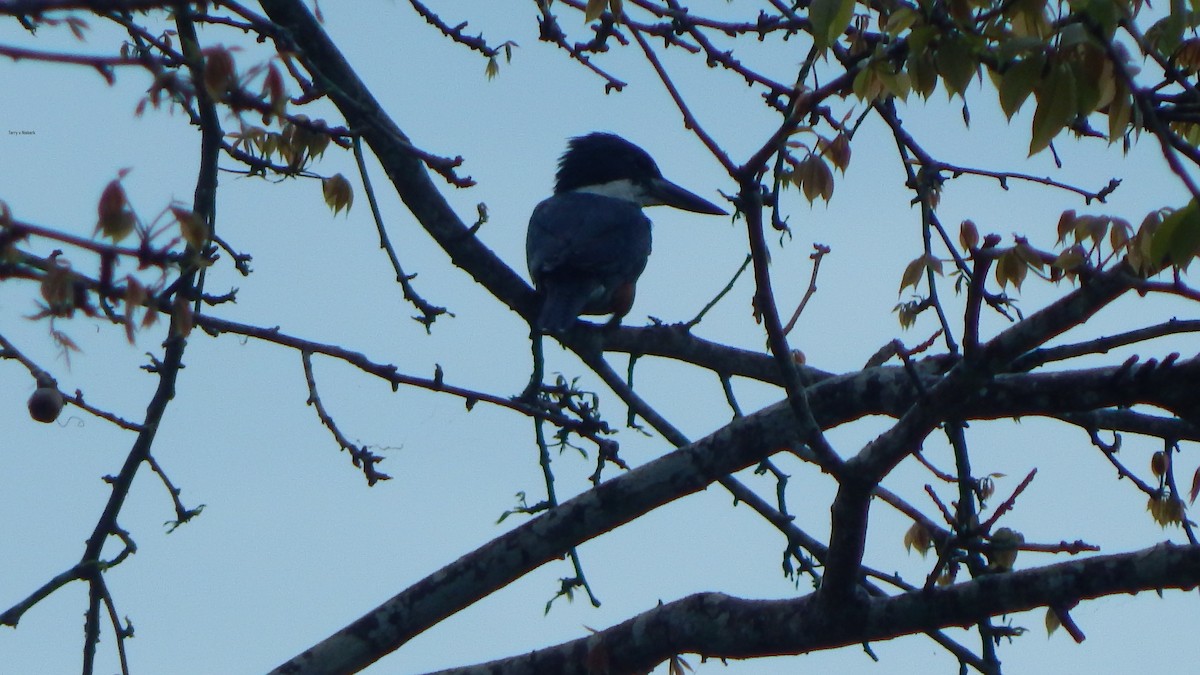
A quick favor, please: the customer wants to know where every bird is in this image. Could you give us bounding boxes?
[526,132,727,334]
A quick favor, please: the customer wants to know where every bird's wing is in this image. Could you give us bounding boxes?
[526,193,652,284]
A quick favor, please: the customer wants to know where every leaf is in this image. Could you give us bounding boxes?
[852,66,883,102]
[1145,14,1185,58]
[1150,200,1200,268]
[668,655,694,675]
[899,255,926,293]
[172,294,193,338]
[903,522,932,556]
[94,179,136,242]
[936,563,958,585]
[907,43,938,99]
[1109,218,1132,252]
[935,34,977,98]
[202,46,236,100]
[322,173,354,217]
[1082,216,1112,248]
[308,132,330,159]
[987,527,1024,572]
[1014,240,1044,271]
[1150,451,1166,478]
[999,54,1044,120]
[877,65,912,101]
[172,207,209,250]
[262,63,286,122]
[926,254,944,276]
[1128,210,1164,275]
[1045,608,1061,636]
[1075,0,1121,39]
[798,155,834,202]
[824,133,852,172]
[1147,493,1185,527]
[884,7,919,36]
[995,249,1028,290]
[1029,62,1076,155]
[585,0,607,22]
[1051,245,1086,276]
[1107,78,1133,144]
[1069,44,1107,116]
[123,277,146,344]
[1189,466,1200,504]
[810,0,856,50]
[1056,209,1077,244]
[960,219,980,251]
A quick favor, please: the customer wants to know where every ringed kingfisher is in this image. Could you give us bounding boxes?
[526,132,727,334]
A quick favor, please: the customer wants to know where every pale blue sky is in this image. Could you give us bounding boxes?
[1,3,1196,673]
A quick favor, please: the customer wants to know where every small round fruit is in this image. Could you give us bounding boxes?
[28,387,64,423]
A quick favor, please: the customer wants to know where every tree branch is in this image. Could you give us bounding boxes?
[427,543,1200,675]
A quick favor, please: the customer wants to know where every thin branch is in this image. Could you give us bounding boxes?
[534,2,627,91]
[145,452,202,527]
[0,0,175,10]
[351,136,448,330]
[409,0,503,58]
[1013,319,1200,371]
[0,562,88,627]
[685,254,750,329]
[64,390,144,432]
[77,8,218,669]
[979,469,1037,532]
[196,314,611,442]
[928,161,1121,204]
[301,350,391,484]
[627,18,737,175]
[782,243,830,336]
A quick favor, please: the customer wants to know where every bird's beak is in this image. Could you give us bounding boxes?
[646,177,728,215]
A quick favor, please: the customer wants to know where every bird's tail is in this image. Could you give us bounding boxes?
[535,283,593,335]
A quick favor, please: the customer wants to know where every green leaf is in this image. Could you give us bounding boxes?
[877,66,912,101]
[935,35,977,98]
[585,0,608,22]
[1069,45,1107,115]
[811,0,856,50]
[884,7,918,36]
[852,65,883,101]
[907,46,938,99]
[1145,14,1186,58]
[1029,63,1075,155]
[1107,78,1133,143]
[997,35,1051,62]
[1073,0,1122,39]
[1150,200,1200,268]
[907,24,936,54]
[999,54,1044,119]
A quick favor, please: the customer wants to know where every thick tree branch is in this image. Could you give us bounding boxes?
[268,346,1200,671]
[269,400,809,674]
[257,0,536,321]
[427,543,1200,675]
[824,264,1138,598]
